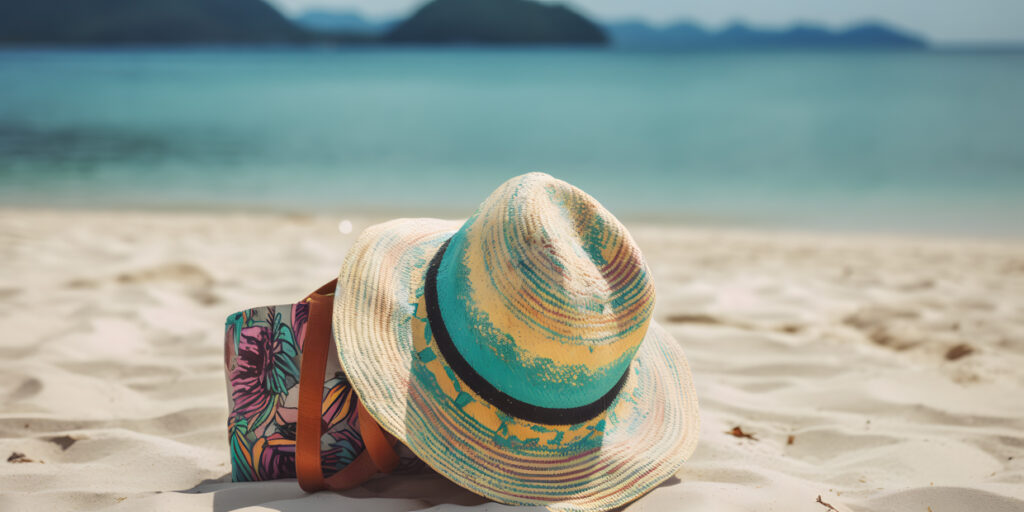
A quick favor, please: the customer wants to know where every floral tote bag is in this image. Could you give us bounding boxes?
[224,299,425,482]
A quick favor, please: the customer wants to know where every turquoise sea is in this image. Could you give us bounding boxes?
[1,48,1022,237]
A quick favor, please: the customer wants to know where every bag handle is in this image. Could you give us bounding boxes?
[295,279,399,492]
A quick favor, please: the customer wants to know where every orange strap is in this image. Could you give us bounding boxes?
[295,279,399,493]
[356,400,400,473]
[295,280,335,492]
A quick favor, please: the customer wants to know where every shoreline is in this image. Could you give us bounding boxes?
[4,205,1023,246]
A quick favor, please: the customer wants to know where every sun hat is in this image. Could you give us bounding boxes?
[332,172,699,510]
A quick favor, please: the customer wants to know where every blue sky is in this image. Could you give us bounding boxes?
[268,0,1024,44]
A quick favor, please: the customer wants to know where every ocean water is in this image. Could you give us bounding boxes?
[1,48,1022,237]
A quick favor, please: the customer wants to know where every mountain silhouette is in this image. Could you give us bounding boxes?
[605,20,926,49]
[386,0,606,44]
[0,0,304,43]
[293,10,396,35]
[0,0,926,49]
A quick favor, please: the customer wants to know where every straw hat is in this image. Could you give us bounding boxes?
[333,172,699,511]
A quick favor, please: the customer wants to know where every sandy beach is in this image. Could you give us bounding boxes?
[1,207,1023,512]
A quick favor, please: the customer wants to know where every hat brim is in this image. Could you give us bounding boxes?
[333,218,700,511]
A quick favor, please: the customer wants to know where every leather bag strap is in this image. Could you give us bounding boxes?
[295,279,399,492]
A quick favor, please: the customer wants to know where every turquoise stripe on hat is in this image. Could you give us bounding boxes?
[434,218,637,410]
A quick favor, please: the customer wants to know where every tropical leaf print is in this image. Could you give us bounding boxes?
[229,417,258,482]
[229,306,301,434]
[225,302,422,481]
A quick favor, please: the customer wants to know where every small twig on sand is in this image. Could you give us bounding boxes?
[945,343,974,361]
[816,495,839,512]
[726,426,757,441]
[7,452,34,463]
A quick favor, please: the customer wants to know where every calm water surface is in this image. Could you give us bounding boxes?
[1,48,1022,236]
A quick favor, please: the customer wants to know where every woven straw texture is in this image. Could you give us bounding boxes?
[333,173,699,511]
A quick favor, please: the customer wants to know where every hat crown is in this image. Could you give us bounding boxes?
[434,173,655,411]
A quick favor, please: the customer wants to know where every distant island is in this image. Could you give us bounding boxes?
[386,0,605,45]
[292,9,395,37]
[0,0,305,44]
[0,0,926,48]
[289,7,928,49]
[604,20,926,49]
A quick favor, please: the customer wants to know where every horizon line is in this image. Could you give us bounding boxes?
[284,5,1024,46]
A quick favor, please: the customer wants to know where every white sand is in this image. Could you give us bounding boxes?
[1,208,1023,512]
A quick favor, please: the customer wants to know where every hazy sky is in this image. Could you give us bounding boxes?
[268,0,1024,44]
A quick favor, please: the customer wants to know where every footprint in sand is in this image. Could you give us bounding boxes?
[7,377,42,402]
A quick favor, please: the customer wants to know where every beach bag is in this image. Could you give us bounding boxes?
[224,280,425,489]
